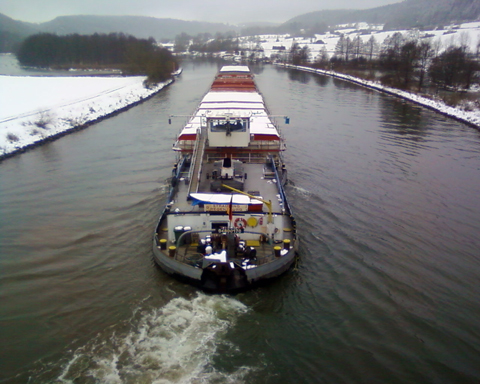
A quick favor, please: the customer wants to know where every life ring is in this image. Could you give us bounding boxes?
[234,217,247,229]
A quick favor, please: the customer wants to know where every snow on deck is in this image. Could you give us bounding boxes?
[178,88,280,140]
[199,92,265,111]
[201,92,263,103]
[220,66,250,73]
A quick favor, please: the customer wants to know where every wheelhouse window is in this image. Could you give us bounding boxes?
[209,118,248,132]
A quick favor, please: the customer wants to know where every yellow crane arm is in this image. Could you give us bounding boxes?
[221,184,273,223]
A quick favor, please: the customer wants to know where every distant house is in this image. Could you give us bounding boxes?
[272,46,286,51]
[159,43,175,51]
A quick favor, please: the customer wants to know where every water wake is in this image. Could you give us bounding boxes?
[56,293,251,384]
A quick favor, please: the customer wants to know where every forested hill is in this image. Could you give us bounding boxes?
[39,15,234,40]
[0,13,235,53]
[283,0,480,32]
[0,13,37,52]
[2,0,480,53]
[383,0,480,29]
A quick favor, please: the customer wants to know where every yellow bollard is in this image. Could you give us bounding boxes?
[159,239,167,250]
[274,246,282,257]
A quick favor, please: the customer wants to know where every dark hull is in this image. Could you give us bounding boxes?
[152,236,298,293]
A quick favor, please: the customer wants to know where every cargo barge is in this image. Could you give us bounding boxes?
[153,65,298,292]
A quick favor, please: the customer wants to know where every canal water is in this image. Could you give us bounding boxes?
[1,60,480,384]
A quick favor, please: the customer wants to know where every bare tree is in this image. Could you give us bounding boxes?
[380,32,405,71]
[289,42,310,65]
[300,45,311,64]
[398,41,420,88]
[458,31,471,53]
[365,35,379,61]
[334,35,347,61]
[429,46,479,90]
[340,36,353,62]
[315,46,329,66]
[431,38,443,57]
[417,40,434,90]
[289,41,300,64]
[351,36,364,60]
[382,32,404,58]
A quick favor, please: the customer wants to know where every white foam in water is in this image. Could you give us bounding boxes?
[291,185,311,196]
[57,293,251,384]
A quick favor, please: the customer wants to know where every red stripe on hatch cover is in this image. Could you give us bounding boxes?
[178,134,197,140]
[253,134,279,141]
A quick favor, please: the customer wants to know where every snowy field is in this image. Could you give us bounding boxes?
[249,21,480,61]
[250,20,480,129]
[0,75,171,158]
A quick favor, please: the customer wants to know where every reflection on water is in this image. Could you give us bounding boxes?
[314,74,330,87]
[287,68,311,84]
[380,98,429,140]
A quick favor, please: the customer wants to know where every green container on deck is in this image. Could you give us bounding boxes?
[174,226,184,244]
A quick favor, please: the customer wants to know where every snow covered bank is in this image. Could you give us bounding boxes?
[282,64,480,129]
[0,75,172,160]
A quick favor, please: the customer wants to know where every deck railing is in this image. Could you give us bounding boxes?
[206,153,273,164]
[155,229,283,268]
[186,128,206,196]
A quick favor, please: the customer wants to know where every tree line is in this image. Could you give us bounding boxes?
[174,32,239,53]
[289,32,480,91]
[16,33,178,84]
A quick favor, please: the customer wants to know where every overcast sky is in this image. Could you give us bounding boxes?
[1,0,401,24]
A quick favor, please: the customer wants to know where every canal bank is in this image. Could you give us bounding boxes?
[282,63,480,130]
[0,75,173,162]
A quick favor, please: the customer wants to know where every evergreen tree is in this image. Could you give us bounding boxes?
[16,33,178,85]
